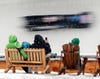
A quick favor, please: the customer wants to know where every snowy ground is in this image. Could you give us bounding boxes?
[0,69,99,79]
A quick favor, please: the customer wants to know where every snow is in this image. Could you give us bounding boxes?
[0,69,99,79]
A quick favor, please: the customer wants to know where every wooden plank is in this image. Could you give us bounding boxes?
[11,61,42,64]
[81,55,96,58]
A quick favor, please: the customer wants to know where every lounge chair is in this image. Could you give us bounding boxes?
[58,43,83,75]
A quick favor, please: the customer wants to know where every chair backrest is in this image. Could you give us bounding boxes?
[64,52,79,68]
[62,44,73,53]
[62,44,80,69]
[5,48,46,68]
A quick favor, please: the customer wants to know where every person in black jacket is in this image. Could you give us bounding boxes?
[30,34,51,74]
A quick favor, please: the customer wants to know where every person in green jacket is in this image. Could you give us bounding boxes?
[6,35,31,73]
[71,38,84,75]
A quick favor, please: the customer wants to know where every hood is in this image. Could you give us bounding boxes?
[71,38,80,45]
[9,35,17,43]
[22,41,30,48]
[34,34,44,44]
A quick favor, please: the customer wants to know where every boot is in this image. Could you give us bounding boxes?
[28,67,32,73]
[34,67,38,74]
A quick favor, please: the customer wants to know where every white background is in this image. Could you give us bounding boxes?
[0,0,100,56]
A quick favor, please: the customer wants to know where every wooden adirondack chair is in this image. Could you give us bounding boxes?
[58,43,81,75]
[94,45,100,76]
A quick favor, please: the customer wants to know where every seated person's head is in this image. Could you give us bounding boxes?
[71,38,80,45]
[9,35,17,43]
[22,41,30,48]
[34,34,45,44]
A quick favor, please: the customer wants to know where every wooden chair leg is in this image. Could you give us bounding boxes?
[12,66,16,73]
[4,65,12,73]
[58,67,66,75]
[94,68,100,77]
[83,57,88,75]
[99,72,100,76]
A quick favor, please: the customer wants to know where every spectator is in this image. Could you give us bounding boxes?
[21,41,32,73]
[30,34,51,74]
[71,38,84,75]
[6,35,31,73]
